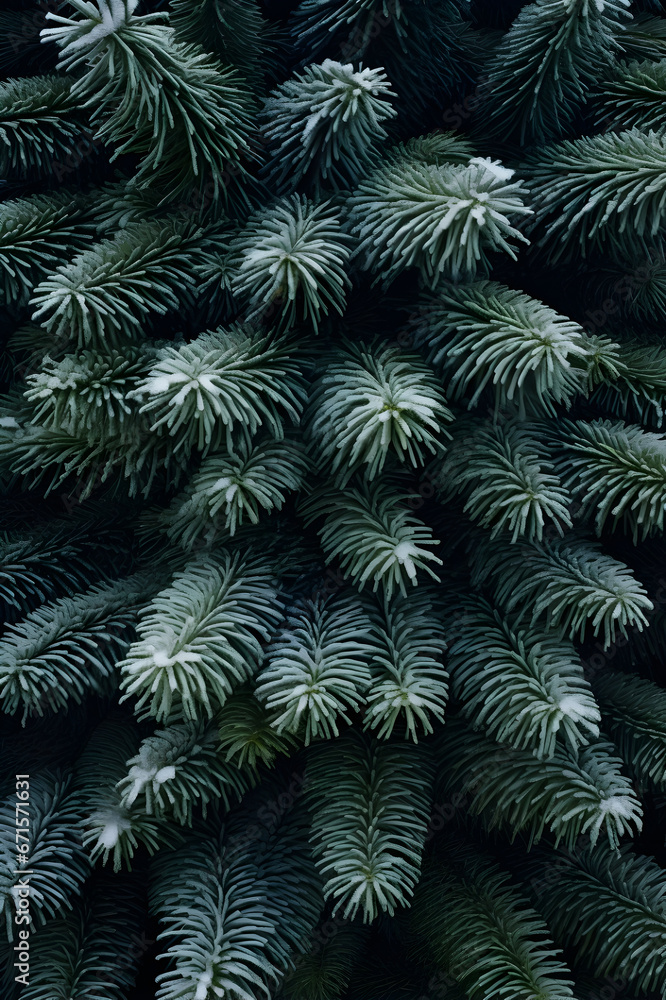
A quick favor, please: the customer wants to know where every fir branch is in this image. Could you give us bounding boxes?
[278,923,364,1000]
[440,720,642,848]
[438,419,573,541]
[42,0,256,204]
[412,281,591,416]
[0,410,190,500]
[306,732,433,920]
[0,771,89,939]
[117,719,253,824]
[254,594,376,744]
[160,435,309,548]
[0,575,153,720]
[170,0,270,91]
[76,715,179,871]
[0,523,103,621]
[301,482,442,599]
[30,217,225,349]
[388,131,476,168]
[470,532,653,647]
[554,418,666,539]
[20,879,145,1000]
[262,60,395,194]
[593,671,666,787]
[0,193,95,308]
[151,802,321,1000]
[290,0,477,119]
[362,591,448,742]
[308,341,452,484]
[0,75,93,178]
[118,553,282,722]
[478,0,631,143]
[618,11,666,60]
[527,844,666,995]
[217,690,298,769]
[231,197,351,332]
[595,59,666,132]
[412,845,575,1000]
[129,324,305,456]
[349,156,531,285]
[588,340,666,426]
[447,596,600,757]
[524,129,666,259]
[24,348,149,438]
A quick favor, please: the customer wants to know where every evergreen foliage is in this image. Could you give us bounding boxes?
[231,198,351,331]
[440,720,642,848]
[2,0,666,995]
[30,218,225,348]
[446,595,600,756]
[595,57,666,131]
[478,0,631,143]
[526,845,666,994]
[0,771,90,937]
[412,842,576,1000]
[349,156,531,285]
[262,60,395,194]
[308,341,452,483]
[469,532,653,646]
[0,75,92,178]
[305,732,432,920]
[592,670,666,786]
[413,281,592,415]
[554,417,666,539]
[439,418,572,540]
[42,0,256,204]
[301,483,442,598]
[0,193,96,307]
[170,0,271,91]
[524,129,666,259]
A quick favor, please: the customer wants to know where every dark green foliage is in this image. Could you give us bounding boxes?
[2,0,666,995]
[14,878,145,1000]
[170,0,270,90]
[524,129,666,259]
[0,575,153,719]
[308,341,452,483]
[349,157,531,284]
[554,418,666,539]
[0,193,96,307]
[477,0,630,143]
[439,418,572,540]
[412,843,575,1000]
[0,772,90,937]
[30,218,226,349]
[0,76,93,178]
[290,0,478,119]
[262,61,395,194]
[527,845,666,994]
[446,595,599,756]
[592,671,666,786]
[440,720,642,848]
[595,58,666,131]
[43,0,256,204]
[412,281,591,415]
[231,198,352,330]
[306,732,433,920]
[469,531,653,646]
